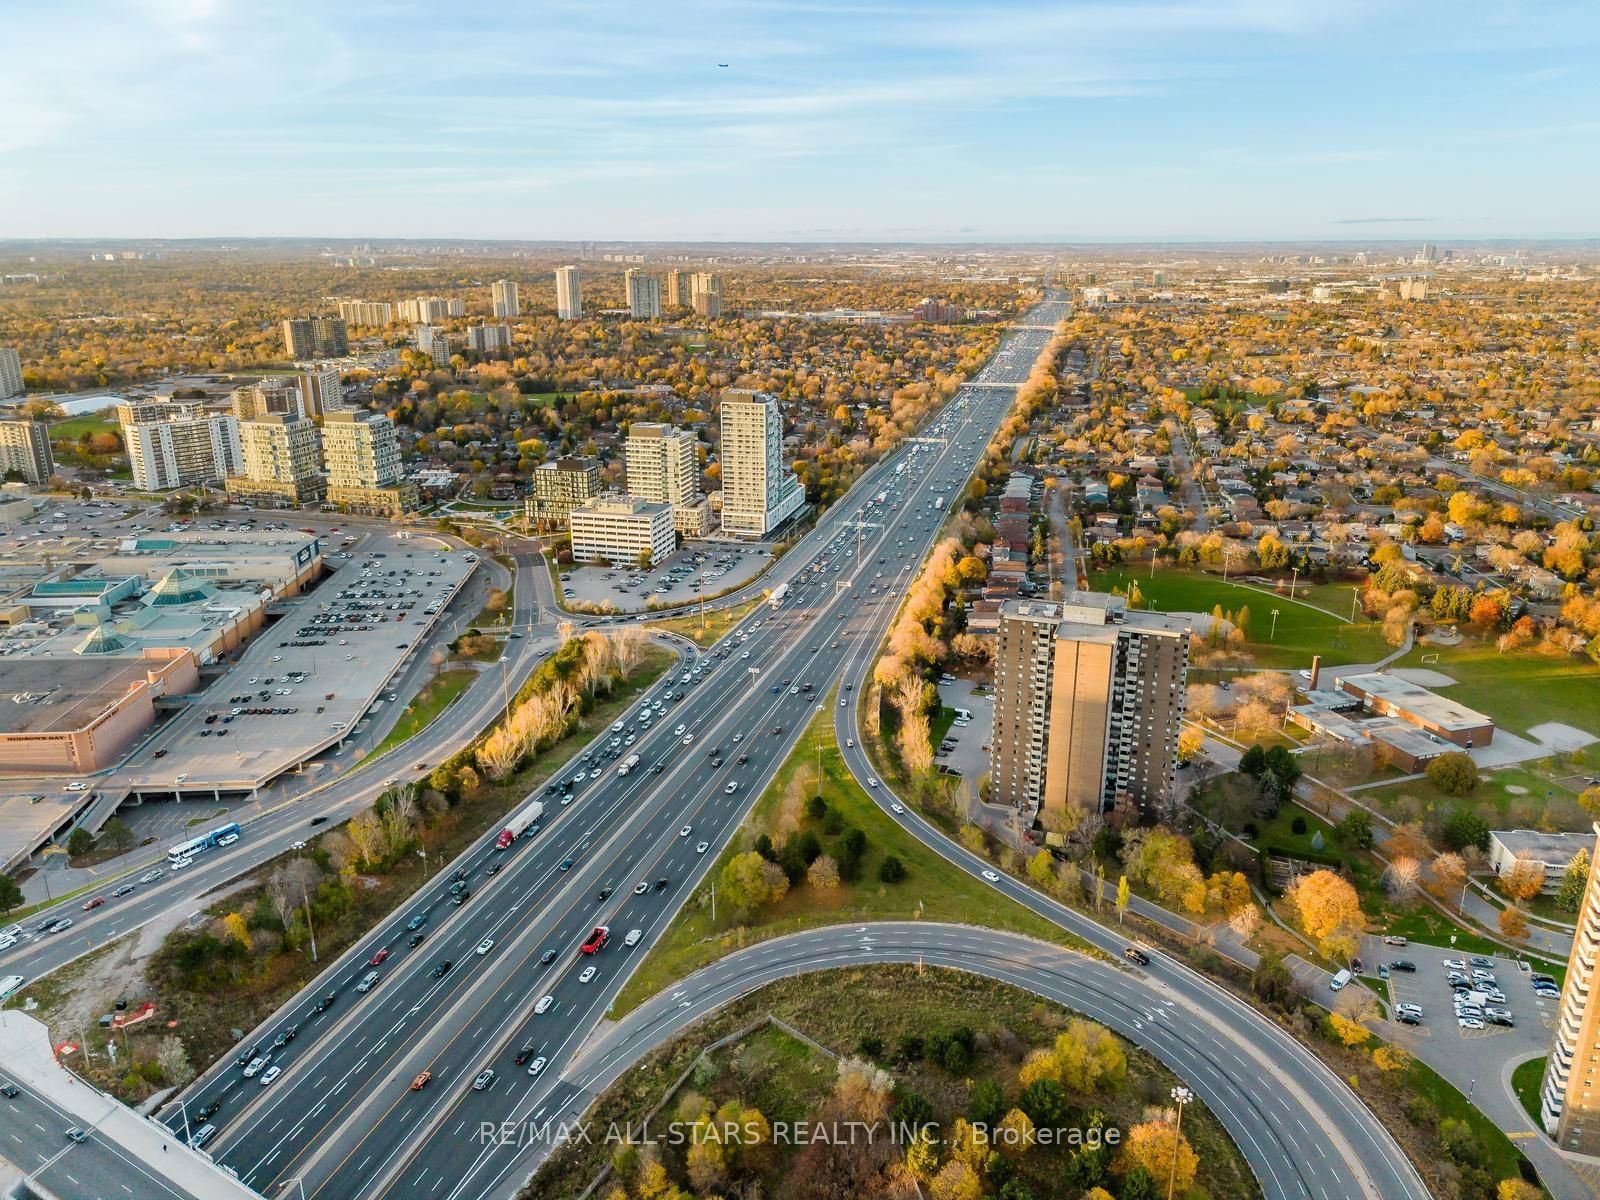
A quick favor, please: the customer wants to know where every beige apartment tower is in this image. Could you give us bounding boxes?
[662,271,686,308]
[626,422,708,536]
[717,389,802,538]
[690,272,722,318]
[555,266,582,320]
[527,456,600,529]
[491,279,520,318]
[281,317,348,359]
[118,400,242,490]
[0,347,23,400]
[228,413,324,507]
[0,420,55,484]
[625,269,661,319]
[1543,823,1600,1152]
[323,410,416,516]
[990,594,1189,824]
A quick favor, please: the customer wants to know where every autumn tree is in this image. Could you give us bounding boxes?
[1500,852,1545,903]
[1499,906,1530,941]
[1117,1118,1198,1195]
[1284,869,1365,960]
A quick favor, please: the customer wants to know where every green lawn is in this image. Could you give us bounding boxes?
[610,694,1080,1015]
[646,598,761,648]
[369,669,475,759]
[1393,639,1600,740]
[49,411,120,441]
[1512,1056,1547,1127]
[1088,567,1390,669]
[1360,761,1590,832]
[1405,1056,1534,1184]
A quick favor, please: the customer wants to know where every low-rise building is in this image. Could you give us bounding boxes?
[1335,670,1495,748]
[569,494,674,566]
[1489,829,1590,893]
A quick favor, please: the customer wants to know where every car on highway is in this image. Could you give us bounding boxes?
[432,959,453,977]
[535,994,555,1013]
[696,841,709,854]
[890,803,904,814]
[242,1055,271,1078]
[724,782,739,794]
[514,1041,537,1065]
[579,966,597,984]
[65,1127,87,1143]
[1122,947,1151,966]
[410,1070,432,1090]
[139,870,163,884]
[452,889,470,905]
[313,990,338,1013]
[475,938,495,956]
[258,1065,282,1086]
[527,1056,547,1076]
[560,859,573,871]
[981,870,1001,883]
[82,896,104,910]
[369,949,390,966]
[472,1069,496,1091]
[111,883,136,898]
[540,949,557,965]
[682,734,694,745]
[406,912,428,931]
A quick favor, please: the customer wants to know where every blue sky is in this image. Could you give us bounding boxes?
[3,0,1597,241]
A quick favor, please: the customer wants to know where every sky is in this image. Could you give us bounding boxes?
[3,0,1598,242]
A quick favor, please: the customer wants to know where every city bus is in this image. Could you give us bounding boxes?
[167,822,243,867]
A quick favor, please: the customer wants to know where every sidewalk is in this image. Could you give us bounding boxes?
[0,1010,257,1200]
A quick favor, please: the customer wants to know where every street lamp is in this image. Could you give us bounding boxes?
[1166,1086,1193,1200]
[1269,608,1280,641]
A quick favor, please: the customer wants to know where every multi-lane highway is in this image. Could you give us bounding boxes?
[149,303,1068,1200]
[0,545,555,986]
[543,923,1418,1200]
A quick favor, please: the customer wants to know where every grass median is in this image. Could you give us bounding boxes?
[644,597,761,648]
[610,694,1082,1017]
[369,668,476,760]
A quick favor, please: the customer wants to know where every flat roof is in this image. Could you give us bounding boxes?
[1491,829,1591,861]
[0,658,153,736]
[1366,719,1452,759]
[1336,670,1493,732]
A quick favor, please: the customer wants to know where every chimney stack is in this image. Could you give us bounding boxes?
[1308,654,1323,691]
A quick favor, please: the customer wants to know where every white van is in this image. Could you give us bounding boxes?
[953,708,973,722]
[189,1123,217,1149]
[1329,969,1352,991]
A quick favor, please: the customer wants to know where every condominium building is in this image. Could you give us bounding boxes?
[416,325,450,362]
[281,316,349,359]
[467,323,511,353]
[491,279,520,318]
[1542,823,1600,1152]
[231,379,304,423]
[0,347,22,400]
[336,300,394,327]
[625,269,661,319]
[717,389,802,538]
[228,414,325,507]
[569,494,675,566]
[556,266,582,320]
[323,409,417,516]
[990,594,1190,824]
[690,272,723,319]
[662,270,686,308]
[0,420,55,484]
[526,456,600,529]
[397,296,461,323]
[625,422,708,536]
[297,366,344,416]
[118,400,242,490]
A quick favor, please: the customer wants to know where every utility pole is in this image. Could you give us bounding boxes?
[297,845,319,964]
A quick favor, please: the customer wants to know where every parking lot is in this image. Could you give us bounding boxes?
[560,540,773,611]
[1359,934,1556,1071]
[118,535,478,793]
[933,675,992,782]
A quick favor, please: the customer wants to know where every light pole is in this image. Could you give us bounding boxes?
[1269,608,1280,641]
[295,844,318,964]
[1166,1086,1193,1200]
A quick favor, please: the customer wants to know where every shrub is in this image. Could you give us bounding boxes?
[879,855,907,883]
[1426,751,1479,796]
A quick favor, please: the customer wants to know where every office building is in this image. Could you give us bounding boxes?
[118,400,242,491]
[662,270,686,308]
[228,414,324,507]
[717,389,803,538]
[1542,823,1600,1152]
[625,269,661,319]
[526,456,600,529]
[323,409,417,516]
[336,300,394,326]
[0,347,22,400]
[569,494,675,566]
[0,420,54,484]
[556,266,582,320]
[690,272,723,318]
[467,324,511,353]
[491,279,520,318]
[281,316,349,359]
[626,422,708,536]
[990,594,1189,824]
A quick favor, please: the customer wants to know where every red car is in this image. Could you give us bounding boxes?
[369,948,390,966]
[83,896,105,911]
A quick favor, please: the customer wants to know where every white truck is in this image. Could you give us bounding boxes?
[767,582,789,609]
[494,799,544,849]
[618,753,641,776]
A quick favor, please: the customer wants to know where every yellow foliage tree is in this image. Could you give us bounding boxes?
[996,1108,1035,1158]
[220,911,252,951]
[1373,1044,1412,1072]
[928,1160,981,1200]
[1117,1119,1198,1195]
[1284,869,1365,959]
[1328,1012,1371,1047]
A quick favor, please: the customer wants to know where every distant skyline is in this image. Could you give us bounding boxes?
[3,0,1598,242]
